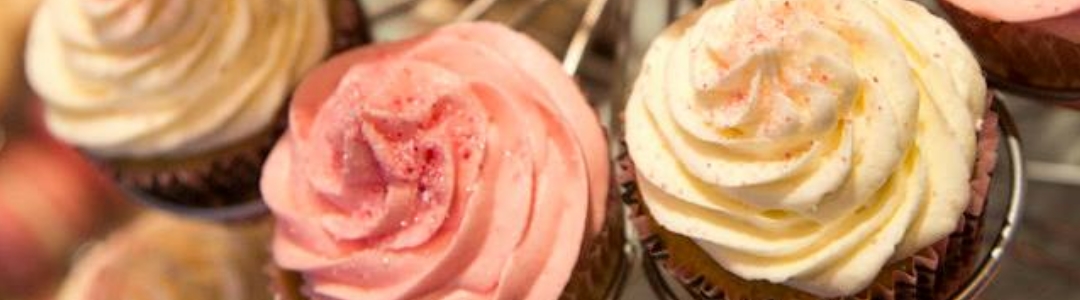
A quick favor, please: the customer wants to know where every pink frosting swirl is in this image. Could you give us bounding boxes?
[261,22,610,300]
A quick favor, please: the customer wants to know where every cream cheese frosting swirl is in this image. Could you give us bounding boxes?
[27,0,330,158]
[624,0,987,296]
[262,23,610,300]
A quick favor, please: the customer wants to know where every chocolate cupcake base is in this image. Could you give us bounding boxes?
[562,194,632,300]
[95,0,372,220]
[938,0,1080,106]
[622,100,1006,300]
[101,114,282,211]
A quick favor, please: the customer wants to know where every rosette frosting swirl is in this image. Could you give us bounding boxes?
[27,0,331,157]
[624,0,987,296]
[262,23,610,300]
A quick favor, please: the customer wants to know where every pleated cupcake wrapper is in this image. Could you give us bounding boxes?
[95,112,284,208]
[91,0,371,209]
[619,100,1001,300]
[627,174,957,300]
[562,194,630,300]
[267,195,629,300]
[328,0,373,54]
[266,262,306,300]
[938,0,1080,92]
[933,104,1001,300]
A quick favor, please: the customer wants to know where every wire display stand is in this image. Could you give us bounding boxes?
[362,0,631,126]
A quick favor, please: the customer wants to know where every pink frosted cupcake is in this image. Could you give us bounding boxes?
[261,22,625,299]
[937,0,1080,106]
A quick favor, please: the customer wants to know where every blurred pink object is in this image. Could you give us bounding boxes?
[0,98,127,299]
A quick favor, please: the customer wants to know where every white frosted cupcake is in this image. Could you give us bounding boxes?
[25,0,369,212]
[620,0,1002,298]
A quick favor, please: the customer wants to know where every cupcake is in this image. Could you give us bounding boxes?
[622,0,999,299]
[24,0,370,212]
[0,107,127,299]
[937,0,1080,103]
[56,212,274,300]
[261,22,624,299]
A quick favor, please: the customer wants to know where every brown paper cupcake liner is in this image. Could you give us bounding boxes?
[562,194,630,300]
[266,262,306,300]
[95,0,372,210]
[97,115,283,208]
[621,99,1002,300]
[939,1,1080,92]
[328,0,373,54]
[267,196,629,300]
[933,102,1001,300]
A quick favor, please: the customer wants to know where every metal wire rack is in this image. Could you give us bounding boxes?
[360,0,632,127]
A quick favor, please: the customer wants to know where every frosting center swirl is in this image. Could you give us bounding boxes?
[305,62,483,249]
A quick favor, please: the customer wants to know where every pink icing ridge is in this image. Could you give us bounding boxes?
[261,22,609,300]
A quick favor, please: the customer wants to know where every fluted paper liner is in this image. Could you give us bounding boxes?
[939,0,1080,92]
[622,101,1001,300]
[561,193,629,300]
[99,117,282,208]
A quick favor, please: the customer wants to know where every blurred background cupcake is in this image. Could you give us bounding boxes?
[620,0,1006,298]
[262,22,625,299]
[55,212,273,300]
[23,0,371,218]
[0,108,131,300]
[1,1,133,298]
[936,0,1080,108]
